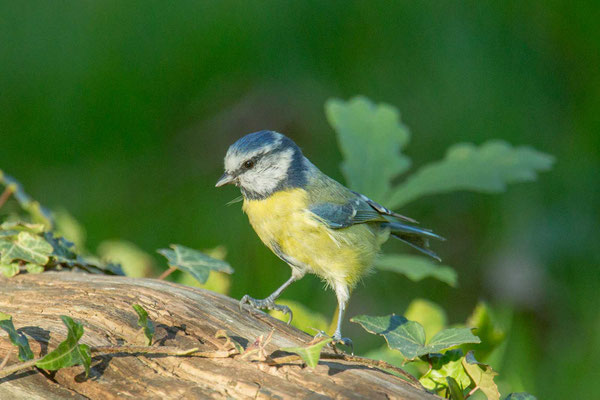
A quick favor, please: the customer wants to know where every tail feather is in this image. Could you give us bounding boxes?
[382,222,445,262]
[392,233,442,262]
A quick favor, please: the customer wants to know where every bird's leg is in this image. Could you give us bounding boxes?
[240,275,296,323]
[331,285,353,351]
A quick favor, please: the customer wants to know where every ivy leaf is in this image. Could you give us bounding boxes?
[404,299,447,339]
[0,231,53,265]
[387,140,554,208]
[428,328,481,354]
[351,314,480,360]
[0,221,46,235]
[0,262,20,277]
[132,304,154,346]
[157,244,233,284]
[0,170,54,228]
[0,230,18,238]
[504,393,537,400]
[0,312,34,361]
[36,316,91,377]
[281,338,332,368]
[97,240,156,278]
[446,376,466,400]
[420,349,470,393]
[351,315,424,359]
[25,263,45,274]
[44,232,77,264]
[376,254,457,287]
[77,344,92,377]
[463,302,506,361]
[462,351,500,400]
[326,96,411,200]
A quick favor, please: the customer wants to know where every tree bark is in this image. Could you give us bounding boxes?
[0,272,439,400]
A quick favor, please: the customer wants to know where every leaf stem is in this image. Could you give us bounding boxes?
[465,386,478,398]
[0,186,13,209]
[157,266,177,280]
[0,351,12,370]
[323,353,423,388]
[271,351,423,389]
[0,358,38,378]
[0,345,231,379]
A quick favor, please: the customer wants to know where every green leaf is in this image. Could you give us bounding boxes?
[446,376,466,400]
[387,140,554,208]
[462,351,500,400]
[52,208,87,250]
[351,314,424,359]
[463,302,506,361]
[0,170,54,228]
[77,344,92,377]
[351,314,480,360]
[376,254,457,287]
[428,328,481,353]
[404,299,447,339]
[0,312,34,361]
[504,393,537,400]
[98,240,156,278]
[132,304,155,346]
[281,338,332,368]
[0,262,20,277]
[0,221,46,235]
[157,244,233,284]
[0,231,53,265]
[25,263,45,274]
[0,230,19,238]
[326,96,411,200]
[420,350,470,393]
[44,232,77,263]
[36,316,90,376]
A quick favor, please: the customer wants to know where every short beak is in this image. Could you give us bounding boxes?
[215,172,235,187]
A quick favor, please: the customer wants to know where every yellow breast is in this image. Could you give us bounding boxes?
[242,189,381,288]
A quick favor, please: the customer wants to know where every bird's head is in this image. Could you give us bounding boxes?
[216,130,308,199]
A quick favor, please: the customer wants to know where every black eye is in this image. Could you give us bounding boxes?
[243,159,255,169]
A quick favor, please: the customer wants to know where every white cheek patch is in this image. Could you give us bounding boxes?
[240,148,294,196]
[224,133,283,172]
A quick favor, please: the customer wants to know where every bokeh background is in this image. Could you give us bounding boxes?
[1,2,598,398]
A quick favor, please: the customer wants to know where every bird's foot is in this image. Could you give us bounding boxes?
[313,330,353,354]
[332,332,353,353]
[239,294,293,324]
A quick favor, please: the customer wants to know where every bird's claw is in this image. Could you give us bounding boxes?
[332,333,354,354]
[239,294,293,324]
[312,330,354,354]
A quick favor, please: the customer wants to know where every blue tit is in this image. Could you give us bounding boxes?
[216,130,443,346]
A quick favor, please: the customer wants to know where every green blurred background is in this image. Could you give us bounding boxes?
[1,2,598,398]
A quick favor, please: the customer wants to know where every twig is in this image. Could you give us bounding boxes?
[0,345,234,379]
[465,386,479,398]
[0,358,37,379]
[90,345,235,358]
[0,351,11,371]
[0,186,13,209]
[324,353,423,388]
[270,351,423,389]
[157,267,176,280]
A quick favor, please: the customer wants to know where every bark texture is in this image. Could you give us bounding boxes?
[0,272,439,400]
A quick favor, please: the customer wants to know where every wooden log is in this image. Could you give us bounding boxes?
[0,272,439,400]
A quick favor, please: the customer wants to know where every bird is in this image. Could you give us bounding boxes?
[216,130,443,346]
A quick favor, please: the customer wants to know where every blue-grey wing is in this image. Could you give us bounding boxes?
[350,191,418,224]
[308,198,384,229]
[308,192,444,261]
